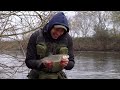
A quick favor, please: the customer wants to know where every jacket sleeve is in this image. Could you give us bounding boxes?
[64,35,75,70]
[25,31,44,71]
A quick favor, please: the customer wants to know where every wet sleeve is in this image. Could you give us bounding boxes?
[25,31,44,71]
[64,35,75,70]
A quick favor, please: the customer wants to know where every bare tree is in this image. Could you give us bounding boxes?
[0,11,58,79]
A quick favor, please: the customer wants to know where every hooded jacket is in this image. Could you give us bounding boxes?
[25,12,75,71]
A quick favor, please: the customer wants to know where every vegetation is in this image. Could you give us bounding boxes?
[1,11,120,53]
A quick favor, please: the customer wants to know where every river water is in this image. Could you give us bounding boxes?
[0,51,120,79]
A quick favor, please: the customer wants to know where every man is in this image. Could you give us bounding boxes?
[25,12,75,79]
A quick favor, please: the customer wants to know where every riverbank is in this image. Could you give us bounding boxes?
[73,37,120,51]
[1,37,120,52]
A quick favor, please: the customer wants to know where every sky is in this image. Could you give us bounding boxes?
[64,11,76,18]
[0,11,77,41]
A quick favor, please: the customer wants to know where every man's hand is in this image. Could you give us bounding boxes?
[60,56,69,68]
[42,60,53,69]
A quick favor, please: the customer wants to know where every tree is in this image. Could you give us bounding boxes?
[0,11,58,79]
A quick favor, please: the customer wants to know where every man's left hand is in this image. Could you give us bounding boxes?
[60,57,69,68]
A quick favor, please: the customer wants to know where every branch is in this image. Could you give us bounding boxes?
[0,26,41,37]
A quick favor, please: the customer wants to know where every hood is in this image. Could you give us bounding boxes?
[43,12,69,33]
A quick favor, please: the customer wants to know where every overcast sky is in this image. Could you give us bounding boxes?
[0,11,77,41]
[64,11,76,18]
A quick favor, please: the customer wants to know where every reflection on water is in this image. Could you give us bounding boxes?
[65,51,120,79]
[0,51,120,79]
[0,52,29,79]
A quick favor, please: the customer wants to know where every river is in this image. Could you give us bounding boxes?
[0,51,120,79]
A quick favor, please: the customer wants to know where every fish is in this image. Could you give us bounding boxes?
[41,54,69,72]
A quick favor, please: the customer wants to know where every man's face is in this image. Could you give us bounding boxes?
[50,27,65,39]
